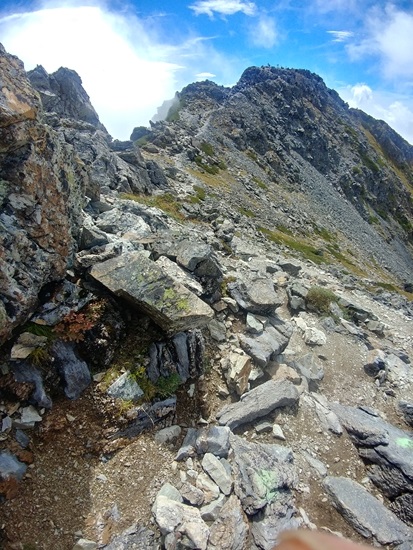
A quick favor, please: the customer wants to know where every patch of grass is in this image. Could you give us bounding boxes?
[194,156,220,175]
[156,373,181,398]
[166,100,182,122]
[306,286,338,314]
[368,215,379,225]
[246,150,258,162]
[200,142,215,156]
[258,227,327,265]
[358,148,380,173]
[220,276,236,296]
[313,225,334,242]
[239,206,255,218]
[253,176,268,190]
[119,192,186,221]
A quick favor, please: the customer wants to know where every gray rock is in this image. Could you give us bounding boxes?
[200,493,226,522]
[11,362,52,408]
[20,405,42,425]
[202,453,233,495]
[157,482,183,503]
[79,226,109,251]
[107,371,144,402]
[102,524,155,550]
[196,472,220,504]
[152,495,209,550]
[0,451,27,480]
[250,492,302,550]
[72,540,97,550]
[239,325,289,368]
[208,319,227,342]
[156,256,203,296]
[246,313,264,334]
[291,353,324,391]
[228,276,283,314]
[15,429,30,449]
[155,425,182,445]
[398,401,413,428]
[51,340,91,400]
[149,330,205,385]
[175,428,198,461]
[324,476,413,545]
[230,434,297,515]
[364,349,386,377]
[10,332,48,360]
[330,403,389,446]
[180,482,205,506]
[277,259,301,276]
[207,495,249,549]
[223,351,252,396]
[195,426,231,458]
[301,451,328,478]
[217,379,299,430]
[90,251,214,334]
[255,421,273,434]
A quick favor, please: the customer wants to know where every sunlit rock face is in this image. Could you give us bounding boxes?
[0,44,87,344]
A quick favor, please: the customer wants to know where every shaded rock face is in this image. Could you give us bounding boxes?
[0,45,87,344]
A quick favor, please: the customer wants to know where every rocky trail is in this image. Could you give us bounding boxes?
[1,45,413,550]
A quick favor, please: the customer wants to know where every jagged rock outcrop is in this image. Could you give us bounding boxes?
[0,45,87,344]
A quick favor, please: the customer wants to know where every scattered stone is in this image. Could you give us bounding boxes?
[271,364,302,385]
[51,340,91,400]
[239,325,289,368]
[194,426,231,458]
[272,424,286,441]
[202,453,233,495]
[11,362,52,409]
[223,351,252,396]
[291,353,324,391]
[324,476,413,545]
[301,451,328,478]
[246,313,264,334]
[152,495,209,550]
[398,401,413,428]
[200,493,226,522]
[228,275,283,314]
[180,482,205,506]
[208,495,250,549]
[304,327,327,346]
[217,379,299,430]
[364,349,386,377]
[10,332,48,360]
[154,425,182,445]
[72,540,97,550]
[208,319,227,342]
[0,451,27,480]
[255,421,273,434]
[157,482,183,503]
[196,472,220,504]
[107,372,144,402]
[20,405,42,426]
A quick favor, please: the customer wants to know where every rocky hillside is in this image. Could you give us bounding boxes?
[1,44,413,550]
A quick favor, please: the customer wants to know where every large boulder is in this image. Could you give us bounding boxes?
[90,252,214,334]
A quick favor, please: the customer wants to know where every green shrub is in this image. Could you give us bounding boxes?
[200,142,215,156]
[306,286,338,314]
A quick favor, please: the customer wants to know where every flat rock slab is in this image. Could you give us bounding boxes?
[90,251,214,334]
[207,494,250,550]
[239,326,288,368]
[216,379,299,430]
[324,476,413,545]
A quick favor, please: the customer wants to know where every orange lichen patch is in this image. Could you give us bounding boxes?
[1,86,37,121]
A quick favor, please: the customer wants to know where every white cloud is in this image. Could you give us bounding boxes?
[196,72,217,78]
[339,84,413,145]
[249,16,278,48]
[327,30,354,43]
[189,0,256,17]
[348,5,413,80]
[0,2,244,139]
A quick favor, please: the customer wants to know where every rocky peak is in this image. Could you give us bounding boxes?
[27,65,104,129]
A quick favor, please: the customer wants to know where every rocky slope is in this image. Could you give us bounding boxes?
[1,44,413,550]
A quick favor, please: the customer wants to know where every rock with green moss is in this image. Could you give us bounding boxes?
[90,252,214,334]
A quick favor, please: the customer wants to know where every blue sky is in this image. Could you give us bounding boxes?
[1,0,413,144]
